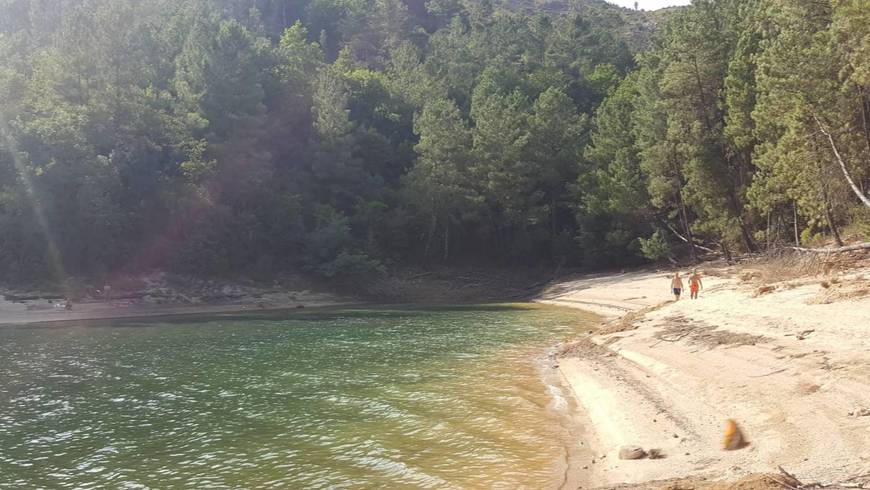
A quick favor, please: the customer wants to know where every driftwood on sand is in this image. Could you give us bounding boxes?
[789,242,870,254]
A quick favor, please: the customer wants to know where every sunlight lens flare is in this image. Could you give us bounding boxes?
[0,116,67,284]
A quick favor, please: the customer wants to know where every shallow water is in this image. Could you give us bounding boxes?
[0,305,596,489]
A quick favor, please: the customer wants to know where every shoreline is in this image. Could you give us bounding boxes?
[0,299,570,328]
[540,256,870,488]
[539,326,602,490]
[0,295,360,328]
[0,301,369,328]
[0,267,552,328]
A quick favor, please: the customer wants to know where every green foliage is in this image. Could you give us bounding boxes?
[746,0,867,247]
[305,206,354,264]
[304,206,383,278]
[638,230,671,262]
[0,0,866,285]
[317,252,385,278]
[579,72,650,264]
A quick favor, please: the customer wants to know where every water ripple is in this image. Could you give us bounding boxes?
[0,306,595,488]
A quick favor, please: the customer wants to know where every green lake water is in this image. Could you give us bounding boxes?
[0,305,597,489]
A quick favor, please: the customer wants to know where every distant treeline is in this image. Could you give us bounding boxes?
[0,0,867,283]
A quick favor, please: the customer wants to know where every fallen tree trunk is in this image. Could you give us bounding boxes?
[660,221,717,253]
[790,242,870,253]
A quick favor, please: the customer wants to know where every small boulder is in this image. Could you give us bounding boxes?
[647,448,665,459]
[619,445,647,460]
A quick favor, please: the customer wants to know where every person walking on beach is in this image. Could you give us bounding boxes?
[689,269,703,299]
[671,272,683,301]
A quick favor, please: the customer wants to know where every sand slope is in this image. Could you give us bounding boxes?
[540,263,870,488]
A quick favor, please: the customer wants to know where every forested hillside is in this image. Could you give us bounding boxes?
[0,0,867,284]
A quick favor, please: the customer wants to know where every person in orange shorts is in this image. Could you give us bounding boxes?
[689,269,703,299]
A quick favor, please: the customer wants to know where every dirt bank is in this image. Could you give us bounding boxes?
[0,267,550,326]
[540,255,870,489]
[0,271,353,326]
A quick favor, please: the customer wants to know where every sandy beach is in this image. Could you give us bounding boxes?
[540,255,870,488]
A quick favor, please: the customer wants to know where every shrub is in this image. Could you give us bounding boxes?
[317,252,385,278]
[638,229,671,261]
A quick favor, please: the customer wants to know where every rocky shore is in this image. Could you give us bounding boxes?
[0,272,349,326]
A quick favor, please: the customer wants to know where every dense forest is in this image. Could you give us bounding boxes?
[0,0,868,283]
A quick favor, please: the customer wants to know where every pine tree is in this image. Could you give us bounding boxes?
[580,73,651,264]
[405,98,477,260]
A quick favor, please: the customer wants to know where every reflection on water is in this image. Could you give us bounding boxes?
[0,305,596,489]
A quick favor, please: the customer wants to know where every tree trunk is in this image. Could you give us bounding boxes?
[726,188,757,252]
[824,204,844,247]
[676,191,698,263]
[813,114,870,209]
[660,220,716,253]
[738,218,756,252]
[443,220,450,262]
[670,145,697,262]
[766,211,771,251]
[366,221,376,255]
[424,212,436,259]
[551,197,557,239]
[691,57,714,132]
[858,86,870,195]
[550,197,558,262]
[858,86,870,158]
[814,152,845,247]
[720,240,732,264]
[793,201,800,246]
